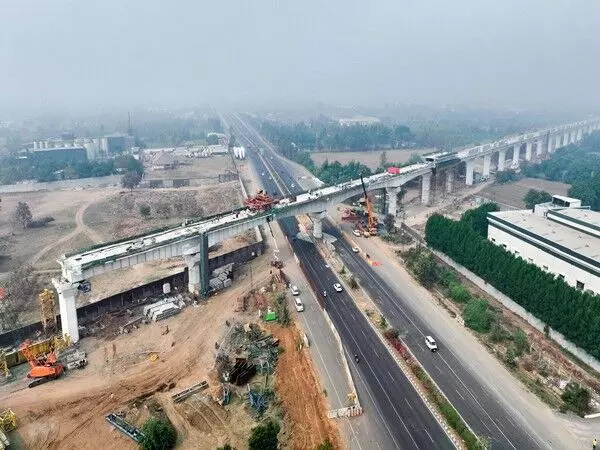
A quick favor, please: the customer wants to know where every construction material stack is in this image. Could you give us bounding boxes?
[143,295,185,322]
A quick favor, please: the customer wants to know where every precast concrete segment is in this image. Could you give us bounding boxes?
[525,142,532,161]
[465,160,474,186]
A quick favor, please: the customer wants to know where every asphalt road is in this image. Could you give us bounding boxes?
[229,114,555,449]
[231,117,453,449]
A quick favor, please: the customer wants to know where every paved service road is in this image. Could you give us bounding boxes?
[231,116,454,449]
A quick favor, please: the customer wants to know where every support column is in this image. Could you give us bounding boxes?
[563,132,569,147]
[577,128,583,141]
[536,139,543,157]
[53,279,79,343]
[465,160,474,186]
[421,173,431,205]
[386,187,399,217]
[185,233,209,297]
[482,154,491,177]
[570,130,576,144]
[497,149,506,171]
[512,144,520,167]
[310,211,326,239]
[525,142,532,161]
[445,169,454,193]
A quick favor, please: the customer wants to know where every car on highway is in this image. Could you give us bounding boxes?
[351,246,360,253]
[352,229,361,237]
[291,285,300,296]
[294,297,304,312]
[333,283,343,292]
[425,335,438,352]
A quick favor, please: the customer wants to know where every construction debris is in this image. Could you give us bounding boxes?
[210,264,234,291]
[248,387,268,415]
[171,380,209,403]
[105,413,145,443]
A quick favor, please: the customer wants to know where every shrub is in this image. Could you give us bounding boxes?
[349,277,359,289]
[449,282,472,303]
[248,419,280,450]
[140,418,177,450]
[505,346,517,367]
[383,328,400,340]
[561,382,590,417]
[463,299,493,333]
[513,329,530,356]
[489,322,509,343]
[139,204,151,218]
[379,315,388,329]
[316,439,334,450]
[439,269,458,287]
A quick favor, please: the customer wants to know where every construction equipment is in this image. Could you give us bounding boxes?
[0,409,16,433]
[244,190,278,212]
[38,289,57,334]
[105,413,145,443]
[19,339,64,388]
[341,208,362,222]
[360,174,378,235]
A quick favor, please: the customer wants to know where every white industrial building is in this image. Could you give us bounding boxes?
[487,195,600,296]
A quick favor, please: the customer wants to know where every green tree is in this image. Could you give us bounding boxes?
[496,169,519,184]
[11,201,32,229]
[448,282,471,303]
[460,203,499,238]
[561,382,591,416]
[513,329,529,356]
[463,299,493,333]
[121,170,142,190]
[505,345,517,367]
[139,204,151,218]
[316,439,334,450]
[523,189,552,209]
[248,419,280,450]
[140,418,177,450]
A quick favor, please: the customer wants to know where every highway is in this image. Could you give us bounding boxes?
[229,113,565,449]
[232,118,454,448]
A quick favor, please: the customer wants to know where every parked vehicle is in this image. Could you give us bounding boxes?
[352,229,361,237]
[291,285,300,296]
[351,246,360,253]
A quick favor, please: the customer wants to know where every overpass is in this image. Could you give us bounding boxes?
[54,116,600,342]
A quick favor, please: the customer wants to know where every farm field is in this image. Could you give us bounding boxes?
[310,148,432,170]
[478,178,570,209]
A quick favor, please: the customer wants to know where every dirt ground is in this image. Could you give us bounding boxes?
[0,254,337,450]
[478,178,570,209]
[144,154,235,181]
[311,148,432,170]
[272,324,342,450]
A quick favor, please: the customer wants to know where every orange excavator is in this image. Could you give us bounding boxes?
[19,340,64,388]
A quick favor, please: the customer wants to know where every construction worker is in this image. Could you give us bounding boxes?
[593,438,597,450]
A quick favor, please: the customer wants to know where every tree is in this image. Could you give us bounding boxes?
[561,382,591,416]
[206,134,219,145]
[121,170,142,190]
[11,201,32,229]
[316,440,334,450]
[523,189,552,209]
[217,444,233,450]
[496,169,519,184]
[379,151,388,169]
[463,299,493,333]
[140,418,177,450]
[448,282,471,303]
[405,247,438,287]
[383,213,396,233]
[513,329,529,356]
[460,202,499,238]
[248,419,280,450]
[139,204,151,218]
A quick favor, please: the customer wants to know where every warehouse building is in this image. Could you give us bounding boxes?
[487,195,600,295]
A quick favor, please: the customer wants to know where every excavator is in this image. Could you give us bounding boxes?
[19,340,64,388]
[360,174,378,235]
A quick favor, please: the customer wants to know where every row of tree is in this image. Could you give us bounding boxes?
[0,155,143,185]
[260,120,414,152]
[425,205,600,359]
[521,131,600,210]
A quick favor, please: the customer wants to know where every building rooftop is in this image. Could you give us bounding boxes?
[549,207,600,229]
[488,209,600,262]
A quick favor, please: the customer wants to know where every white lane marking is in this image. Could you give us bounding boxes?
[454,388,465,401]
[425,429,434,443]
[404,398,414,411]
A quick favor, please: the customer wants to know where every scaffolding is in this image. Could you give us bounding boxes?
[39,289,57,334]
[0,351,9,379]
[0,409,16,432]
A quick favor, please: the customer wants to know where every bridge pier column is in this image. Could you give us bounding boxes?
[421,173,431,205]
[512,144,520,167]
[386,187,399,217]
[465,161,474,186]
[536,139,544,157]
[570,130,576,144]
[577,128,583,141]
[497,149,506,171]
[310,211,326,239]
[563,132,569,147]
[525,142,532,161]
[185,233,209,297]
[482,154,491,177]
[548,135,556,153]
[53,278,79,343]
[445,169,454,193]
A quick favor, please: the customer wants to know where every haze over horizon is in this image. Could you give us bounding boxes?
[1,1,599,114]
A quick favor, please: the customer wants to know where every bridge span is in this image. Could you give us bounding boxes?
[54,117,600,342]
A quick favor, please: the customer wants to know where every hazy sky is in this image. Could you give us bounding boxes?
[1,1,599,112]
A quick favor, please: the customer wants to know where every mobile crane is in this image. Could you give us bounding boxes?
[360,174,378,235]
[19,339,64,388]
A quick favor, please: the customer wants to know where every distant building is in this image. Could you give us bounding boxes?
[487,195,600,295]
[338,116,381,127]
[33,132,135,161]
[32,146,87,163]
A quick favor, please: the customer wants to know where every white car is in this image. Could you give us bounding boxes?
[294,297,304,312]
[425,335,438,352]
[352,229,361,237]
[333,283,343,292]
[351,246,359,253]
[291,285,300,296]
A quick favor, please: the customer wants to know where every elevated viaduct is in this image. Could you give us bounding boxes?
[55,117,600,341]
